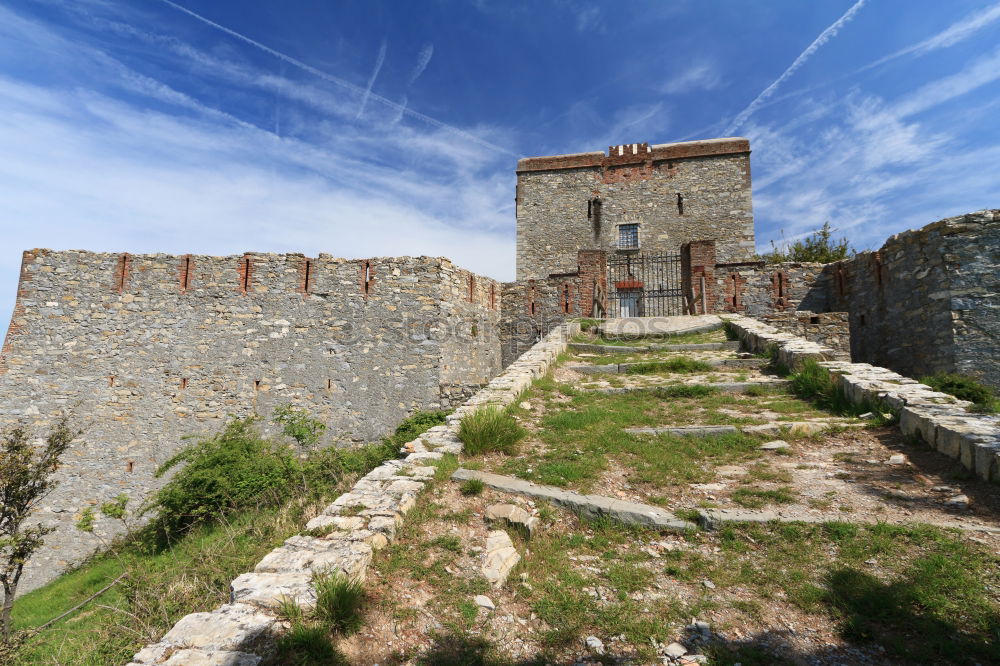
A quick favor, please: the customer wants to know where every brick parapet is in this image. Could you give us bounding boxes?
[516,137,750,173]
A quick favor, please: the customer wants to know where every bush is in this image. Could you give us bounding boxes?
[762,222,854,264]
[146,417,297,538]
[314,572,364,634]
[458,407,526,456]
[920,373,997,413]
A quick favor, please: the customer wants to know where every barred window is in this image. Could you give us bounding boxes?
[618,223,639,249]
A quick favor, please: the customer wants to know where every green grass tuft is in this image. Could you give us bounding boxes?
[920,372,998,413]
[458,406,526,456]
[314,571,365,634]
[623,357,713,375]
[459,478,485,496]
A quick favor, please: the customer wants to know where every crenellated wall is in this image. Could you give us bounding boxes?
[0,250,501,593]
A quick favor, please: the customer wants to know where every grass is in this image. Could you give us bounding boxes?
[706,522,1000,663]
[314,571,365,633]
[920,372,998,413]
[731,486,797,508]
[623,357,714,375]
[458,406,526,455]
[11,410,449,665]
[459,478,485,496]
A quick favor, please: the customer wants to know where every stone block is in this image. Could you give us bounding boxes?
[161,604,274,652]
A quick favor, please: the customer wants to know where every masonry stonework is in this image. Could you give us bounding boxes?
[0,250,500,593]
[515,138,755,279]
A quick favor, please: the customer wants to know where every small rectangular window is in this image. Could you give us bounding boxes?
[618,224,639,250]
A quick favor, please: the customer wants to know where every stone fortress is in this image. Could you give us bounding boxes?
[1,137,998,595]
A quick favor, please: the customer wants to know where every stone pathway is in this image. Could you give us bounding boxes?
[450,469,695,531]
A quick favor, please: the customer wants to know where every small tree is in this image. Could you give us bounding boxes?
[273,404,326,455]
[0,421,74,640]
[763,222,854,264]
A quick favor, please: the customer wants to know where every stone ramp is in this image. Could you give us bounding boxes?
[451,468,695,531]
[598,315,722,338]
[569,358,766,375]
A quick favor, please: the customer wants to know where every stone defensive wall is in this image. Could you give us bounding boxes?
[826,209,1000,389]
[500,250,607,367]
[726,314,1000,483]
[127,321,578,665]
[0,249,501,593]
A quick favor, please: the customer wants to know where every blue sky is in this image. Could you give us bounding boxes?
[2,0,999,334]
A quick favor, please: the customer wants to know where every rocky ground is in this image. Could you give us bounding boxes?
[335,328,1000,665]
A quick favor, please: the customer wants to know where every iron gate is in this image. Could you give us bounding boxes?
[608,253,683,317]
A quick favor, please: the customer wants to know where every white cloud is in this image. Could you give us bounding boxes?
[0,5,519,335]
[659,60,723,95]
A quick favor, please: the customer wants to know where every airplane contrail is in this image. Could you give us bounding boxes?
[156,0,515,155]
[725,0,867,134]
[356,40,386,120]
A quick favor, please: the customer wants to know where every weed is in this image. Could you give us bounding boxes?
[275,622,347,665]
[624,357,713,375]
[313,571,364,634]
[458,406,526,456]
[430,535,462,553]
[459,479,485,496]
[651,384,717,399]
[732,487,796,509]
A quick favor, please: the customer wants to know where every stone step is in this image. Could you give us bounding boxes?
[587,380,791,395]
[569,357,765,375]
[625,425,739,437]
[596,316,722,339]
[570,341,740,354]
[450,469,695,531]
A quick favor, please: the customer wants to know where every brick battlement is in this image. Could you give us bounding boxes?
[516,137,750,173]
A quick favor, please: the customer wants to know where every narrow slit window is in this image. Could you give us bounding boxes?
[126,460,134,473]
[468,274,475,303]
[254,379,261,391]
[489,284,496,310]
[116,253,130,293]
[108,375,116,387]
[241,257,252,294]
[361,260,374,298]
[181,256,192,292]
[303,259,312,294]
[326,378,332,391]
[676,193,684,215]
[180,377,188,390]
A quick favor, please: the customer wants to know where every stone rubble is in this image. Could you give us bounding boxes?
[481,529,520,588]
[485,503,540,538]
[127,323,578,664]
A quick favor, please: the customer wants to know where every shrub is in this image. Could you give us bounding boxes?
[314,572,364,634]
[146,416,297,538]
[458,406,526,456]
[459,478,485,496]
[920,373,997,413]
